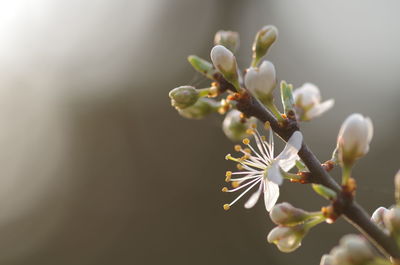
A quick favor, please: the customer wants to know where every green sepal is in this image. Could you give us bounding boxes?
[280,81,295,115]
[187,55,216,79]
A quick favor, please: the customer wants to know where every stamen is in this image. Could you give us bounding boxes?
[246,128,255,135]
[264,121,271,130]
[244,148,251,154]
[221,187,228,192]
[232,181,240,188]
[234,145,242,152]
[237,164,243,170]
[251,123,257,129]
[226,178,263,207]
[242,138,250,145]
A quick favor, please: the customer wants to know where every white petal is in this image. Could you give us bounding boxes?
[279,154,299,172]
[276,131,303,163]
[268,162,283,185]
[307,99,334,119]
[293,83,321,106]
[264,181,280,212]
[244,182,263,209]
[366,117,373,142]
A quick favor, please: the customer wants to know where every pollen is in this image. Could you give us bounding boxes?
[251,123,257,129]
[231,181,240,188]
[223,204,231,211]
[261,136,266,141]
[242,138,250,145]
[234,145,242,152]
[221,187,228,192]
[236,164,243,170]
[264,121,271,130]
[244,148,251,154]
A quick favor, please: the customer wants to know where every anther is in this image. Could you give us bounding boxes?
[223,204,231,211]
[236,164,243,170]
[221,187,228,192]
[244,148,251,154]
[261,136,266,141]
[246,128,254,135]
[242,138,250,145]
[264,122,270,130]
[232,181,240,188]
[251,124,257,129]
[234,145,242,152]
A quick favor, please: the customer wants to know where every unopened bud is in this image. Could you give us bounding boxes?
[337,113,373,166]
[383,207,400,236]
[177,98,218,119]
[269,202,310,226]
[267,224,308,253]
[371,207,389,230]
[169,86,199,109]
[244,60,276,102]
[222,110,256,141]
[330,234,375,265]
[252,25,278,65]
[214,30,240,53]
[210,45,240,90]
[395,170,400,203]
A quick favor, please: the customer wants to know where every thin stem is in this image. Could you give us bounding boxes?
[342,165,352,186]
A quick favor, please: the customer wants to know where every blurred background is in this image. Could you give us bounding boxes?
[0,0,399,264]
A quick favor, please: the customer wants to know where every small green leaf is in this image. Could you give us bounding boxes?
[187,55,216,79]
[280,80,295,115]
[312,184,337,200]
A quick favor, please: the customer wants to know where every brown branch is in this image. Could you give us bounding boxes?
[236,91,400,259]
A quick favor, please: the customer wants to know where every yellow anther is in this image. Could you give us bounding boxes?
[244,148,251,154]
[237,164,243,170]
[232,181,240,188]
[225,154,231,160]
[234,145,242,152]
[242,138,250,145]
[261,136,266,141]
[218,107,227,115]
[246,128,254,135]
[221,187,228,192]
[264,121,271,130]
[251,123,257,129]
[225,171,232,177]
[225,176,231,182]
[223,204,231,211]
[239,113,245,119]
[208,86,218,98]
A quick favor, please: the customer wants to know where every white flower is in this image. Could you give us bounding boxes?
[371,206,389,230]
[222,127,303,212]
[337,113,373,163]
[329,234,375,265]
[244,60,276,99]
[210,45,237,75]
[293,83,334,121]
[267,224,306,253]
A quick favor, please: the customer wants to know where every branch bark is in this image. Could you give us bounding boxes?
[236,92,400,259]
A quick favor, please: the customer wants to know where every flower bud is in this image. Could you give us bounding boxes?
[337,113,373,166]
[267,224,308,253]
[222,110,256,141]
[395,170,400,203]
[210,45,240,90]
[244,60,276,102]
[330,234,375,265]
[269,202,310,226]
[371,207,389,230]
[252,25,278,65]
[177,98,218,119]
[293,83,334,121]
[214,30,240,53]
[169,86,199,109]
[383,207,400,236]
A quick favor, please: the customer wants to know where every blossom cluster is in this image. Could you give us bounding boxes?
[168,25,399,264]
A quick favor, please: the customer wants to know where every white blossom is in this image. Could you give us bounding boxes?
[223,127,302,212]
[337,113,373,162]
[293,83,334,121]
[245,60,276,98]
[210,45,237,75]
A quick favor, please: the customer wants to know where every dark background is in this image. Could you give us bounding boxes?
[0,1,398,264]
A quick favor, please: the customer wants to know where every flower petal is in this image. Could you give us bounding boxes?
[307,99,334,119]
[268,162,283,185]
[276,131,303,166]
[264,181,280,212]
[279,154,300,172]
[244,182,263,209]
